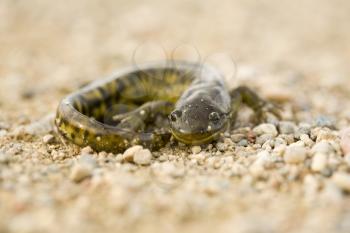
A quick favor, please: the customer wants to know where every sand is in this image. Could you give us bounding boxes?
[1,0,350,232]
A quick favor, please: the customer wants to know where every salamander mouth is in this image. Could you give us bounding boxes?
[170,121,229,145]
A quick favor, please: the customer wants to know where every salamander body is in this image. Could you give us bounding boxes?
[55,61,275,152]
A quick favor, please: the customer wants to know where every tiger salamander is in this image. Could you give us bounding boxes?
[55,61,278,152]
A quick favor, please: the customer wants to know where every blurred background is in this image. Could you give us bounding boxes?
[1,0,350,120]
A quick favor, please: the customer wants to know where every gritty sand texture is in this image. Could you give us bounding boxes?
[1,0,350,233]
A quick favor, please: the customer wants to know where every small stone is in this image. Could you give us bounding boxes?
[316,130,337,142]
[274,137,286,147]
[296,123,311,136]
[311,141,333,154]
[70,164,93,182]
[256,134,274,145]
[253,123,278,137]
[122,145,143,162]
[273,145,286,157]
[278,121,296,134]
[216,142,227,152]
[191,146,201,154]
[81,146,94,154]
[134,149,152,165]
[42,134,55,144]
[284,145,307,164]
[237,139,248,147]
[332,172,350,192]
[299,134,314,147]
[314,115,335,129]
[223,138,234,146]
[230,134,246,143]
[311,153,328,172]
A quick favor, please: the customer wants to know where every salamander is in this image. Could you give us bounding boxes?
[55,61,279,152]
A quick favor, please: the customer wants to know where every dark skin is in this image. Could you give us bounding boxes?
[55,61,280,152]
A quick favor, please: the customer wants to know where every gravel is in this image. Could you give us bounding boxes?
[283,144,308,164]
[191,146,202,154]
[1,1,350,233]
[133,149,153,165]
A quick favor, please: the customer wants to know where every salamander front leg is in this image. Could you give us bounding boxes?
[112,100,174,132]
[230,86,281,123]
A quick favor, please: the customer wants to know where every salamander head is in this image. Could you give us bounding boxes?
[169,97,229,145]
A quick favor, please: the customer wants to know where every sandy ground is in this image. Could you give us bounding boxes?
[1,0,350,232]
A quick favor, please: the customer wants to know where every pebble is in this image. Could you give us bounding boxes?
[296,123,311,136]
[256,134,274,145]
[332,172,350,192]
[42,134,55,144]
[122,145,143,162]
[311,141,333,155]
[216,142,227,152]
[70,164,93,183]
[283,144,307,164]
[315,129,337,142]
[278,121,296,134]
[191,146,202,154]
[81,146,94,154]
[237,139,248,147]
[314,115,335,128]
[133,149,153,165]
[311,153,328,172]
[253,123,278,137]
[230,134,246,143]
[299,134,314,147]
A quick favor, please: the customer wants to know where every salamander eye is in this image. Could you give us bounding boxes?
[170,110,182,122]
[209,111,220,123]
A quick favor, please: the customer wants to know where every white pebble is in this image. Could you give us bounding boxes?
[284,145,307,164]
[278,121,296,134]
[253,123,278,137]
[299,134,314,147]
[332,172,350,192]
[42,134,54,144]
[81,146,94,154]
[311,141,333,155]
[191,146,201,154]
[311,153,327,172]
[216,142,227,151]
[122,145,143,162]
[134,149,153,165]
[70,164,93,183]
